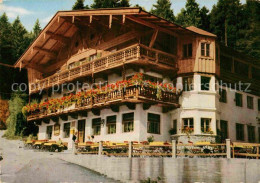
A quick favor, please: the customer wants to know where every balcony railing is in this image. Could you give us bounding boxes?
[27,85,179,121]
[30,44,177,93]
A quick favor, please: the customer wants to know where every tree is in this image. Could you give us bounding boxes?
[12,16,28,61]
[0,13,13,64]
[90,0,130,9]
[176,0,202,27]
[236,0,260,59]
[4,92,27,137]
[200,6,210,31]
[72,0,85,10]
[150,0,175,22]
[210,0,244,47]
[32,19,42,40]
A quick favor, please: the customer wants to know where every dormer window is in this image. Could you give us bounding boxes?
[201,43,210,57]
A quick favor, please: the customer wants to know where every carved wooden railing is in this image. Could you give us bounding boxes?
[27,85,179,120]
[30,44,177,93]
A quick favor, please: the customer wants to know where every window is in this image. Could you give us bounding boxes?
[247,126,255,143]
[46,126,53,140]
[201,76,211,91]
[107,115,117,134]
[183,43,192,58]
[219,89,227,103]
[201,43,210,57]
[63,122,70,138]
[182,118,194,133]
[147,113,160,134]
[92,118,101,135]
[258,99,260,111]
[122,113,134,132]
[247,96,254,109]
[201,118,211,133]
[236,123,244,141]
[220,120,228,140]
[235,93,243,107]
[183,76,193,91]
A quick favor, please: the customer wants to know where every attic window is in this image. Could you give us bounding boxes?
[75,41,79,48]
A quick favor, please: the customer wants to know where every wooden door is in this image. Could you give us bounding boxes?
[78,120,86,143]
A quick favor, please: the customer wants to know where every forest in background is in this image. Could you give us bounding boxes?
[0,0,259,137]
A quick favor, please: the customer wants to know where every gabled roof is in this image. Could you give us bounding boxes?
[186,26,216,37]
[14,8,216,68]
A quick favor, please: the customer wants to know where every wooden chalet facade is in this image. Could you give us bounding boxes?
[15,8,260,148]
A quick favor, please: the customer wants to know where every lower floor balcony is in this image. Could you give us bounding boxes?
[25,85,180,122]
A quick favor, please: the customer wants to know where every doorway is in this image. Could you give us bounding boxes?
[78,120,86,143]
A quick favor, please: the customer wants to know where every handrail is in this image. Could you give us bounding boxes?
[27,85,179,120]
[30,44,177,93]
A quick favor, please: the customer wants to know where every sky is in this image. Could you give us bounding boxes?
[0,0,246,31]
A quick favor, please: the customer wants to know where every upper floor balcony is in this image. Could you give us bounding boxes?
[29,44,177,94]
[24,83,180,122]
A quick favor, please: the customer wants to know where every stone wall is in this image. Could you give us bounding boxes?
[59,154,260,183]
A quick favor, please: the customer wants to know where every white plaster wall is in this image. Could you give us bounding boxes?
[219,86,260,142]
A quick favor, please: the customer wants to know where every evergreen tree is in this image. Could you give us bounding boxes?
[12,16,28,61]
[176,0,202,27]
[200,6,210,31]
[236,0,260,59]
[0,13,13,64]
[91,0,130,9]
[32,19,42,40]
[210,0,244,47]
[150,0,175,22]
[72,0,85,10]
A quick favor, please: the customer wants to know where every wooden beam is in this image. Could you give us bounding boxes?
[46,31,70,45]
[33,46,57,59]
[122,14,125,24]
[126,15,178,37]
[149,29,158,48]
[89,15,92,23]
[109,15,112,29]
[58,8,140,16]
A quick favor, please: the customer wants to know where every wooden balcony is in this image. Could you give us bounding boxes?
[30,44,177,93]
[27,85,180,121]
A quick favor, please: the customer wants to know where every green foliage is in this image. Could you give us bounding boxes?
[176,0,206,28]
[150,0,175,22]
[91,0,130,8]
[210,0,244,48]
[0,13,31,99]
[147,135,154,143]
[4,92,27,138]
[32,19,42,40]
[235,0,260,59]
[140,177,162,183]
[72,0,85,10]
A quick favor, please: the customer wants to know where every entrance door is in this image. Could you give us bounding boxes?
[78,120,86,143]
[46,125,53,139]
